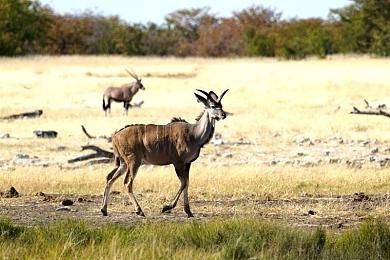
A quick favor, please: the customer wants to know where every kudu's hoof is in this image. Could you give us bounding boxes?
[161,205,173,213]
[184,205,193,218]
[101,208,108,216]
[136,210,145,217]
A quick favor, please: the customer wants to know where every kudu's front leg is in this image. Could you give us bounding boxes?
[162,163,193,217]
[101,161,127,216]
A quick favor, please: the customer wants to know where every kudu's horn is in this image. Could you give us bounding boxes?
[196,89,214,101]
[218,89,229,102]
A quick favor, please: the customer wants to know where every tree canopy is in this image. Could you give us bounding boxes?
[0,0,389,58]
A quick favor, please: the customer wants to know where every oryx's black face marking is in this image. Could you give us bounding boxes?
[194,89,229,121]
[136,79,145,90]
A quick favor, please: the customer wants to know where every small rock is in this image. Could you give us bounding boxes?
[56,206,71,211]
[33,130,58,138]
[299,137,310,143]
[353,192,369,201]
[43,195,55,202]
[269,160,278,165]
[56,146,66,151]
[2,187,19,198]
[62,199,74,206]
[273,132,281,138]
[308,210,317,215]
[35,191,45,196]
[384,148,390,153]
[379,158,390,167]
[77,197,84,202]
[346,160,363,169]
[214,133,222,139]
[371,147,379,154]
[333,222,343,229]
[328,158,341,164]
[299,192,312,197]
[15,153,29,160]
[297,152,305,156]
[211,139,224,145]
[222,153,233,158]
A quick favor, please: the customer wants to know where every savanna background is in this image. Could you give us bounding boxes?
[1,0,390,259]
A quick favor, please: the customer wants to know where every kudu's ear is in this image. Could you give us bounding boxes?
[194,93,209,107]
[209,91,218,101]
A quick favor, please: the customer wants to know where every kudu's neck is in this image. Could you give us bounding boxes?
[192,109,215,147]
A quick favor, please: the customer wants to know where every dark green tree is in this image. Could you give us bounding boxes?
[331,0,390,55]
[0,0,52,55]
[275,19,334,59]
[234,5,281,56]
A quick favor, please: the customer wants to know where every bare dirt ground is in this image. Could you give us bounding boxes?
[2,126,390,229]
[2,189,390,230]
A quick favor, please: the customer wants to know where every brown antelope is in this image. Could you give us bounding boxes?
[101,89,229,217]
[102,69,145,115]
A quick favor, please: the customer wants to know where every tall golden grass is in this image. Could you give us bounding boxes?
[1,55,390,200]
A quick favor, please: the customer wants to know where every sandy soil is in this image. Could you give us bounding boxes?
[2,189,389,230]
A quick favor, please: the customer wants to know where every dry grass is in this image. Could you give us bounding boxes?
[1,55,390,226]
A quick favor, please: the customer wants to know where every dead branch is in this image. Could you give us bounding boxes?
[364,99,371,109]
[68,145,113,164]
[81,125,95,139]
[81,125,111,142]
[350,107,390,118]
[1,110,43,120]
[132,100,144,108]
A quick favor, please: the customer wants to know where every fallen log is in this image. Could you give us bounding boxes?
[350,106,390,118]
[1,110,43,120]
[68,145,113,164]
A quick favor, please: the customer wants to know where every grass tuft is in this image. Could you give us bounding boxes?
[1,217,390,259]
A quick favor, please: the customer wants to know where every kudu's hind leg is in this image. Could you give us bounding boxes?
[124,158,144,216]
[101,160,127,216]
[162,163,193,217]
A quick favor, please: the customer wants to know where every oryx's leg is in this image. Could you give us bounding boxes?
[104,97,112,116]
[162,163,193,217]
[124,156,144,216]
[101,159,127,216]
[107,98,111,115]
[123,101,128,115]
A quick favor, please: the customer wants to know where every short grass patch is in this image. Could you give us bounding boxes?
[1,217,390,259]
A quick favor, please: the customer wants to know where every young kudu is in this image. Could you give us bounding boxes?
[101,89,229,217]
[102,69,145,115]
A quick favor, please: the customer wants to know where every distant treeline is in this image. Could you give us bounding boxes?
[1,0,389,59]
